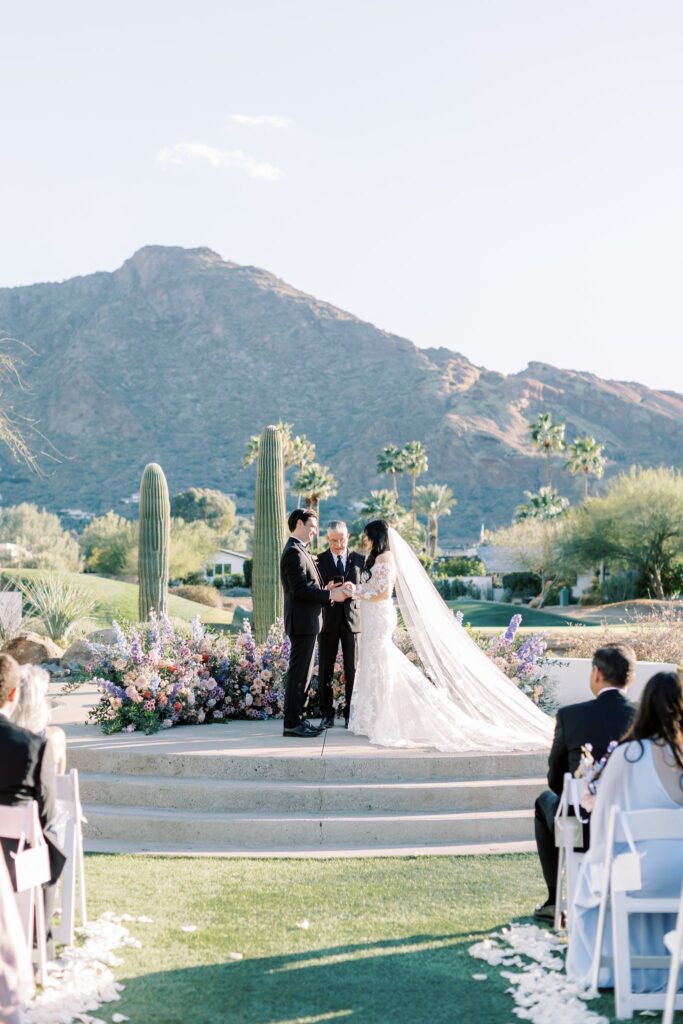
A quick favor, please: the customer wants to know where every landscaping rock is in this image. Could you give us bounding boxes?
[85,628,117,646]
[62,636,100,667]
[2,633,65,665]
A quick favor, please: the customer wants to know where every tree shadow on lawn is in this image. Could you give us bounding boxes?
[113,930,510,1024]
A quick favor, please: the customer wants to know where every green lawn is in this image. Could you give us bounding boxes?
[82,854,645,1024]
[3,569,233,629]
[448,598,596,629]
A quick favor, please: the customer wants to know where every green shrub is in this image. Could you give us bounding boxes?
[0,504,81,572]
[16,574,95,643]
[435,556,486,577]
[171,584,223,608]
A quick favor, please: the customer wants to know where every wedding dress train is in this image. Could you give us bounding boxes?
[347,528,554,752]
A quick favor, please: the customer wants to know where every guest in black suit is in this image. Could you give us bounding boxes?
[280,509,349,738]
[533,644,637,920]
[0,653,66,945]
[316,520,365,729]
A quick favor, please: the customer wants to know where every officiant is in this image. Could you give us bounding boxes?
[317,520,365,728]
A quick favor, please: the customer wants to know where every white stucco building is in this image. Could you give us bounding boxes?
[202,549,250,581]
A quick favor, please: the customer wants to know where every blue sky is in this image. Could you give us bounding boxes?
[2,1,682,392]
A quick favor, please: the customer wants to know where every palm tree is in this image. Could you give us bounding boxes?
[377,445,404,499]
[565,435,606,500]
[529,412,566,488]
[414,484,456,556]
[358,489,401,524]
[288,434,316,504]
[291,462,338,540]
[514,487,570,522]
[401,441,429,520]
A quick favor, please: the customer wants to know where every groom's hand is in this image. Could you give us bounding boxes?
[326,581,343,590]
[330,587,348,603]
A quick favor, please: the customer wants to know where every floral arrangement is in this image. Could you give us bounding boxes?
[464,612,558,713]
[85,611,557,734]
[575,740,619,813]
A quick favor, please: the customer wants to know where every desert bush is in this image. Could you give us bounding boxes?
[562,605,683,665]
[80,511,137,576]
[16,574,95,642]
[171,584,223,608]
[0,504,81,572]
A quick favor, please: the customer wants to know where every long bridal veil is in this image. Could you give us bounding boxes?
[388,527,554,746]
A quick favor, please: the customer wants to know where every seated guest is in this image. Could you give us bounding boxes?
[0,653,66,950]
[533,644,637,920]
[567,670,683,992]
[12,664,68,774]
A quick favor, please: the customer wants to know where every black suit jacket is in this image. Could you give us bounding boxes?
[280,537,333,637]
[0,715,66,886]
[547,689,636,795]
[317,549,364,634]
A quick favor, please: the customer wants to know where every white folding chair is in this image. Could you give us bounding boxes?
[54,769,88,945]
[0,801,51,986]
[590,806,683,1019]
[554,772,587,930]
[662,881,683,1024]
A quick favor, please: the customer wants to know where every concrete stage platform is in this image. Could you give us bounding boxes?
[51,681,547,857]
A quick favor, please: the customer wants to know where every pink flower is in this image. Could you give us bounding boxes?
[124,723,137,732]
[125,685,143,704]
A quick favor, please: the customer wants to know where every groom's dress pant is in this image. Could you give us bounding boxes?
[284,633,318,729]
[317,622,359,722]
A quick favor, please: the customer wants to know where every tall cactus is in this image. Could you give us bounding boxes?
[138,462,171,622]
[252,425,287,642]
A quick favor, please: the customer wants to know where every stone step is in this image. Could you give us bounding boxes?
[83,836,537,858]
[83,804,535,849]
[79,771,545,814]
[69,747,548,783]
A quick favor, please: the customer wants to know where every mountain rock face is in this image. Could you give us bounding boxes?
[0,245,681,543]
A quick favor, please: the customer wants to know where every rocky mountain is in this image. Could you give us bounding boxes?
[0,245,681,543]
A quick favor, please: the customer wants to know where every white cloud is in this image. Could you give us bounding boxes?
[158,143,284,182]
[230,114,292,129]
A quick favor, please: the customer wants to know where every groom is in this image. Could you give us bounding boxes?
[280,509,349,738]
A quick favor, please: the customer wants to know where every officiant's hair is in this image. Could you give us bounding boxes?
[288,508,316,531]
[364,519,390,575]
[326,520,348,533]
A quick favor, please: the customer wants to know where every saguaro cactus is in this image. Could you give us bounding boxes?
[252,425,287,642]
[138,462,171,622]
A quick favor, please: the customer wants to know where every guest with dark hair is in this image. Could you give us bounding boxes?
[0,653,66,951]
[532,644,637,919]
[567,670,683,992]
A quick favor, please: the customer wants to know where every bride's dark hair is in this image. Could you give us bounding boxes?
[363,519,390,578]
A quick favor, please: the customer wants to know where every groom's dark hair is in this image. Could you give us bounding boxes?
[592,644,637,689]
[288,508,317,532]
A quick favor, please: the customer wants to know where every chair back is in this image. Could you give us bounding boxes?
[614,808,683,845]
[0,802,43,845]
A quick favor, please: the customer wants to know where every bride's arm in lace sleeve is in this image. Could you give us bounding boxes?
[354,552,395,602]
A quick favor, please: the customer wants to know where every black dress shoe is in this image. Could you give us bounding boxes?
[283,722,324,737]
[319,715,335,729]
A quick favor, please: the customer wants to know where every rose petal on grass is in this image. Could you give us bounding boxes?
[296,919,310,930]
[471,973,488,981]
[228,952,243,961]
[181,924,198,933]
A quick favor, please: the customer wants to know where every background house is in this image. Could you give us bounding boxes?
[202,548,250,581]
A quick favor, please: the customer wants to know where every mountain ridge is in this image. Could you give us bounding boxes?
[0,245,680,543]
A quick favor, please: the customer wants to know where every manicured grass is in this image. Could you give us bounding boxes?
[448,598,596,628]
[3,569,232,628]
[83,854,634,1024]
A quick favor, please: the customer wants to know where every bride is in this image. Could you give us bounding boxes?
[345,520,554,752]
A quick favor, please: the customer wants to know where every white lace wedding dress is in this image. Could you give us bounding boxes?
[347,529,554,752]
